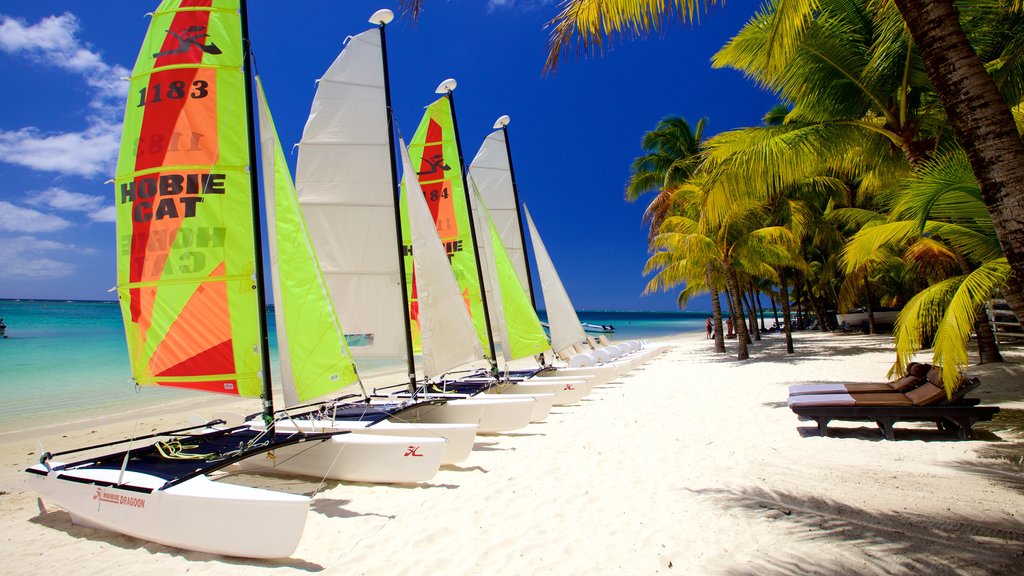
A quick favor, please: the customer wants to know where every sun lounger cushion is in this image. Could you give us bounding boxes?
[787,374,924,396]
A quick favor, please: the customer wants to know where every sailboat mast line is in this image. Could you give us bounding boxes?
[379,18,418,392]
[445,90,498,370]
[500,125,537,309]
[239,0,275,426]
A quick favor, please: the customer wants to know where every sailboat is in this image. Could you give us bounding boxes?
[469,118,664,378]
[25,1,449,556]
[396,80,590,408]
[288,10,536,435]
[23,0,376,557]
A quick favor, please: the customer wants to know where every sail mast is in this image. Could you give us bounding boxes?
[495,116,537,310]
[239,0,275,426]
[439,80,499,373]
[374,10,418,394]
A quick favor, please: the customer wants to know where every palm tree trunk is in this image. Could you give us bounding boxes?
[864,276,877,335]
[894,0,1024,306]
[954,253,1003,365]
[755,289,767,331]
[974,307,1004,364]
[770,290,779,330]
[707,265,726,353]
[804,279,827,333]
[780,270,794,353]
[743,288,760,341]
[723,260,750,360]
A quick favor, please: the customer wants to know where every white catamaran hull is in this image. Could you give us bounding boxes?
[390,394,536,434]
[236,433,446,484]
[27,463,309,558]
[272,420,478,465]
[485,389,555,422]
[525,376,592,405]
[538,364,618,385]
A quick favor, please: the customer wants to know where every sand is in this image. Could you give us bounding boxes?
[1,331,1022,575]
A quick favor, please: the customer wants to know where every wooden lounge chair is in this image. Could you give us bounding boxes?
[788,362,932,396]
[787,373,998,440]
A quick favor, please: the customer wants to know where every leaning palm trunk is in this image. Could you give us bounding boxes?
[894,0,1024,309]
[723,260,750,360]
[707,265,726,353]
[780,270,794,354]
[804,280,827,333]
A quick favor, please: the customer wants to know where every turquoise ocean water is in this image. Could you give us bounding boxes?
[0,300,705,434]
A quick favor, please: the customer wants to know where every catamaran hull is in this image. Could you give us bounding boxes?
[485,390,555,422]
[272,420,478,465]
[524,376,592,405]
[27,463,308,558]
[390,395,536,433]
[236,433,445,484]
[540,365,617,385]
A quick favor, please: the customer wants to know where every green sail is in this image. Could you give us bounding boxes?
[401,96,488,355]
[256,77,359,404]
[114,0,262,397]
[484,204,549,360]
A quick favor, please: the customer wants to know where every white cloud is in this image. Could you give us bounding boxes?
[91,205,116,223]
[26,187,108,213]
[0,121,121,178]
[0,201,72,233]
[0,235,82,279]
[0,13,127,178]
[0,13,129,109]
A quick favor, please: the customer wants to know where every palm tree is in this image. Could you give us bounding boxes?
[843,149,1009,392]
[626,116,707,239]
[398,0,1024,325]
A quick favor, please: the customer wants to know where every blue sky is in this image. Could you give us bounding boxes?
[0,0,776,311]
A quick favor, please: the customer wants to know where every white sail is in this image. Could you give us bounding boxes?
[468,129,529,291]
[524,205,587,354]
[295,29,406,359]
[468,178,511,363]
[401,139,485,376]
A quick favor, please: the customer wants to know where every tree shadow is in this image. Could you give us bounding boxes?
[471,441,512,452]
[29,505,325,570]
[693,486,1024,575]
[441,464,488,473]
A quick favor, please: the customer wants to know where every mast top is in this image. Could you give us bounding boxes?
[370,9,394,25]
[493,115,510,129]
[435,78,457,94]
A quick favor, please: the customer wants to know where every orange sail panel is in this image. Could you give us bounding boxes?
[114,0,261,397]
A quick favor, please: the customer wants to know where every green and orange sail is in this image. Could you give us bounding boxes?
[114,0,262,397]
[401,96,489,355]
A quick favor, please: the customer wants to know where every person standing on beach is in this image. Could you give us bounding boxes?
[726,317,734,339]
[706,316,713,339]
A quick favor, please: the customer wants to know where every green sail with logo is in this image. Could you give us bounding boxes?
[113,0,263,397]
[401,96,488,355]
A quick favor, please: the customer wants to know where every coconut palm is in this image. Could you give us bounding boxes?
[843,149,1009,393]
[626,116,707,239]
[397,0,1024,325]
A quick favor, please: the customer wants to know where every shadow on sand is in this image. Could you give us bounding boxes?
[692,485,1024,575]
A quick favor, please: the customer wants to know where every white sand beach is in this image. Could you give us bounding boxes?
[2,331,1022,575]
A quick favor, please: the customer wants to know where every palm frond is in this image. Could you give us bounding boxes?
[544,0,718,73]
